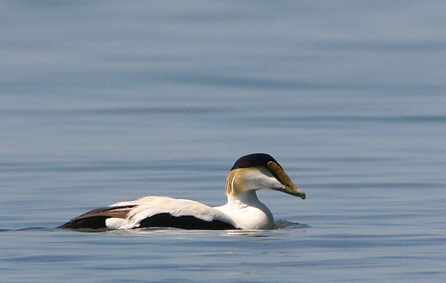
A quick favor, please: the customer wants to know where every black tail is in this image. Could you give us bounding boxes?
[58,205,135,230]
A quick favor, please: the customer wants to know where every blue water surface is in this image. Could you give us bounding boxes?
[1,1,446,282]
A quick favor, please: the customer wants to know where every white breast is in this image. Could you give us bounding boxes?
[214,194,274,230]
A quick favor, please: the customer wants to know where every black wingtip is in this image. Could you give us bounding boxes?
[58,216,109,230]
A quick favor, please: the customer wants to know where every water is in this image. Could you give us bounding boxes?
[1,1,446,282]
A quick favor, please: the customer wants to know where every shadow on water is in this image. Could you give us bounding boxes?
[0,227,57,233]
[1,221,311,234]
[275,220,312,229]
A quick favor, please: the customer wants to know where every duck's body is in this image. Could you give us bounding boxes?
[59,153,306,231]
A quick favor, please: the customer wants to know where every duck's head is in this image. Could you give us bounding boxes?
[225,153,306,199]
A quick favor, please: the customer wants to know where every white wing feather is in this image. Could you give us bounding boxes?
[107,196,234,229]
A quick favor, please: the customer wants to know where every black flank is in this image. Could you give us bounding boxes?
[138,213,237,230]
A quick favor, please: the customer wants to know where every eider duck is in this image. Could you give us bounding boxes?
[59,153,306,230]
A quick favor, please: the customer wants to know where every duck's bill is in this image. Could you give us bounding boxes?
[283,184,306,199]
[268,161,306,200]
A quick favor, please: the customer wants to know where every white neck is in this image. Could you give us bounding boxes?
[215,190,274,230]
